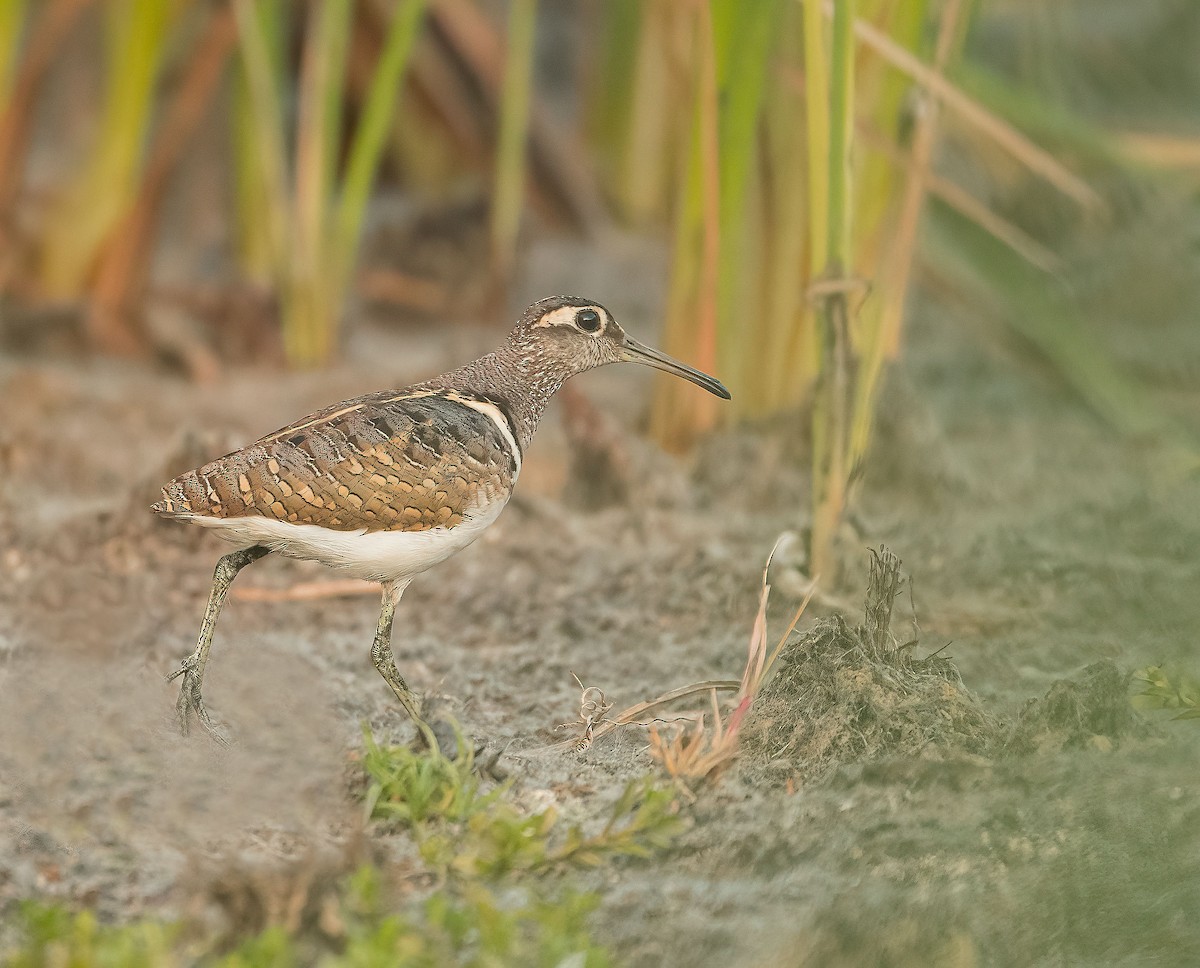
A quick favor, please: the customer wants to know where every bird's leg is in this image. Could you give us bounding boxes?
[371,580,440,750]
[167,544,270,739]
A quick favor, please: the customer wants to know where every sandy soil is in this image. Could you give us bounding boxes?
[3,240,1200,965]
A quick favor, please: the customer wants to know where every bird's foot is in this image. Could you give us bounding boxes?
[411,697,481,765]
[166,655,229,745]
[417,717,502,779]
[419,716,462,759]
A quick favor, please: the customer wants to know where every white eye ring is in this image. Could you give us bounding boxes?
[575,309,602,333]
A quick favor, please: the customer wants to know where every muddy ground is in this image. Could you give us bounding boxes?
[2,235,1200,966]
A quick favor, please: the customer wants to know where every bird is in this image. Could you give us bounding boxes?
[153,295,730,740]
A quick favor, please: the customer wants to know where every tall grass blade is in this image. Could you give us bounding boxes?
[649,0,720,449]
[927,202,1191,448]
[38,0,176,298]
[860,124,1060,271]
[808,0,856,583]
[952,60,1130,173]
[334,0,428,300]
[0,0,95,257]
[0,0,27,111]
[291,0,352,365]
[802,0,830,277]
[232,0,292,296]
[89,5,237,355]
[231,0,287,287]
[758,2,813,414]
[852,15,1103,213]
[713,0,778,399]
[825,0,853,270]
[587,0,640,189]
[490,0,538,289]
[850,0,952,466]
[615,2,681,225]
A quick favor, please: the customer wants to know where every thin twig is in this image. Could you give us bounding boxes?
[233,579,380,602]
[550,679,740,752]
[826,3,1103,213]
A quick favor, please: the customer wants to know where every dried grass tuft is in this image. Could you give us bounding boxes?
[1002,660,1145,755]
[643,542,816,796]
[744,546,996,781]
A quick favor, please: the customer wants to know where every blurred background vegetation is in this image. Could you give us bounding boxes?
[0,0,1197,577]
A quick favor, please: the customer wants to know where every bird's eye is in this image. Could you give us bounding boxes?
[575,309,602,333]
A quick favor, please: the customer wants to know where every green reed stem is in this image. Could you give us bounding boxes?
[232,0,291,294]
[490,0,538,284]
[714,0,778,403]
[760,1,811,413]
[809,0,856,583]
[230,0,286,286]
[334,0,428,300]
[0,0,27,109]
[802,0,830,277]
[289,0,350,365]
[826,0,853,272]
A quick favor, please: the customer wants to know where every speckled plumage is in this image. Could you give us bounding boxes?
[154,389,518,533]
[156,295,730,740]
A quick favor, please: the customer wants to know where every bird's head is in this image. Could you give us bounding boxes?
[510,295,731,399]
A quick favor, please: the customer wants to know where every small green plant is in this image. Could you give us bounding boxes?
[360,725,684,881]
[4,735,678,966]
[360,722,502,827]
[1132,666,1200,721]
[3,886,609,967]
[3,902,181,968]
[431,776,681,880]
[216,926,297,968]
[339,867,609,968]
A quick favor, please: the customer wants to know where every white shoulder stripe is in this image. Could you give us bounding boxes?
[445,392,522,480]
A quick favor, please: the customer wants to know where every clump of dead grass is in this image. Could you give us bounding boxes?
[1001,659,1145,755]
[560,544,1000,792]
[743,547,996,779]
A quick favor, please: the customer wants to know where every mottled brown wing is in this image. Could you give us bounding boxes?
[153,390,519,532]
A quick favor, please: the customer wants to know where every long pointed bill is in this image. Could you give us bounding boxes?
[620,337,731,400]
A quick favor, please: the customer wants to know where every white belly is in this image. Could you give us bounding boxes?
[183,498,508,582]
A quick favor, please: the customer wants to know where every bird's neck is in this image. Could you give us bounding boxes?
[430,342,568,451]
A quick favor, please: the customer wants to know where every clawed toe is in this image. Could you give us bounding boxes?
[168,659,228,744]
[165,654,193,685]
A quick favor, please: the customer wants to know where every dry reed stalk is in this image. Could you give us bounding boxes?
[38,0,178,299]
[0,0,95,288]
[646,543,815,791]
[847,10,1102,213]
[648,0,721,450]
[858,122,1059,272]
